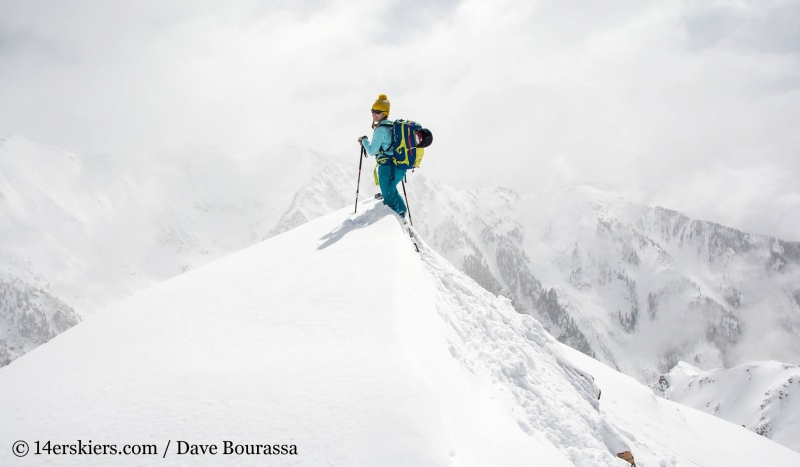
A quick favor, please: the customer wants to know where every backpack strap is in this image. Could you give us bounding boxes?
[375,120,395,164]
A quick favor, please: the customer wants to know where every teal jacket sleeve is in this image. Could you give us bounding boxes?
[361,124,392,157]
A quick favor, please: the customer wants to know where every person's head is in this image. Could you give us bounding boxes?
[371,94,390,124]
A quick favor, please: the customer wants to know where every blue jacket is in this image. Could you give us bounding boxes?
[361,121,393,161]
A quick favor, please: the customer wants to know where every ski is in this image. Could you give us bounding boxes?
[405,223,420,253]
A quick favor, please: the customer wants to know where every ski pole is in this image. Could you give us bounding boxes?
[354,146,366,213]
[401,179,413,227]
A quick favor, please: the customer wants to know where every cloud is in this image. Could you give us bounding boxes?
[0,0,798,240]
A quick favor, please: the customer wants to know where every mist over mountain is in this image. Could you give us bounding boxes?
[2,137,799,453]
[406,178,800,383]
[4,136,798,377]
[0,136,358,364]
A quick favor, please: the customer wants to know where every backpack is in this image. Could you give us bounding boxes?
[377,119,433,169]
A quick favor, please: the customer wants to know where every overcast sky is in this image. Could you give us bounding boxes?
[1,0,798,240]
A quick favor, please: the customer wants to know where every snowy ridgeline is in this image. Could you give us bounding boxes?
[3,136,800,455]
[4,135,799,383]
[0,136,359,366]
[651,360,800,452]
[1,202,797,466]
[404,177,800,385]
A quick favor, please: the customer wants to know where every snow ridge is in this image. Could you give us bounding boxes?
[652,360,800,452]
[1,199,798,465]
[0,137,357,366]
[416,234,634,466]
[0,202,630,466]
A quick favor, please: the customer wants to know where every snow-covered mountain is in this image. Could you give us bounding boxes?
[2,202,797,466]
[4,137,800,454]
[0,136,362,365]
[0,276,80,366]
[405,177,800,384]
[651,360,800,452]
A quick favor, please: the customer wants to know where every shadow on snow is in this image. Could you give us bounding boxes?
[317,203,395,250]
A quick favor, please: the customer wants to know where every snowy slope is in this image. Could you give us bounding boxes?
[560,345,799,466]
[5,136,800,456]
[8,135,798,386]
[0,202,588,466]
[651,360,800,452]
[2,202,797,466]
[0,136,361,365]
[404,177,800,384]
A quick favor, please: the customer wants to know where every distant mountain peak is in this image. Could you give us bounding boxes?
[652,360,800,452]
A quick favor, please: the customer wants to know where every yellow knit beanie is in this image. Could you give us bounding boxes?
[371,94,390,116]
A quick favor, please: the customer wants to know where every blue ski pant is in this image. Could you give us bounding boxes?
[377,164,407,217]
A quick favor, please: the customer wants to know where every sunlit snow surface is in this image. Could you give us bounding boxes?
[0,136,359,364]
[561,345,800,466]
[5,136,799,387]
[1,202,797,466]
[652,360,800,452]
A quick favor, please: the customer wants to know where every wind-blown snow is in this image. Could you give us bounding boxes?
[2,202,797,466]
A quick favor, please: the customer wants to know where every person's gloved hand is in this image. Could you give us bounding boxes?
[358,136,367,143]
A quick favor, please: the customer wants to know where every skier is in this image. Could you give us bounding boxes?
[358,94,408,222]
